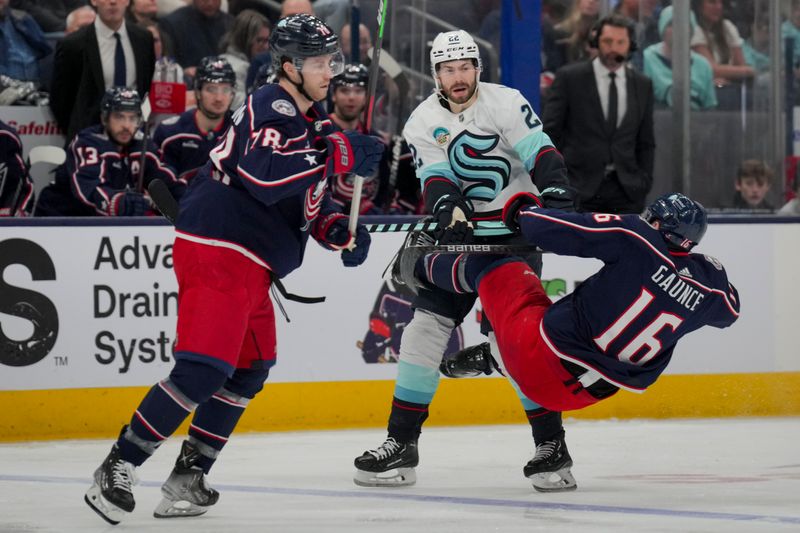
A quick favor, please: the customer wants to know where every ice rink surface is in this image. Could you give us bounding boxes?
[1,418,798,532]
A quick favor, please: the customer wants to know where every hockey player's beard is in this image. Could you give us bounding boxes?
[442,79,478,108]
[199,106,224,121]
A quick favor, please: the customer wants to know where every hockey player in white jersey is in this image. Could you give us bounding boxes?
[353,30,578,493]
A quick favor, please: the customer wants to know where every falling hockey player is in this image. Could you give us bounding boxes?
[392,191,740,490]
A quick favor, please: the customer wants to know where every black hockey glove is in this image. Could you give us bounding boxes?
[539,186,575,212]
[432,197,474,245]
[316,131,385,177]
[110,191,148,216]
[501,192,542,232]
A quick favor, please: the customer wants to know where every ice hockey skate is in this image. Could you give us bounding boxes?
[84,444,138,525]
[353,437,419,487]
[523,434,577,492]
[440,342,497,377]
[153,440,220,518]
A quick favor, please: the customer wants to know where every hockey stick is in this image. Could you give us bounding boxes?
[410,243,540,254]
[148,177,178,224]
[136,96,152,193]
[365,219,514,237]
[347,0,388,238]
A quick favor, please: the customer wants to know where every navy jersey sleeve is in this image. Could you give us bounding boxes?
[690,253,741,328]
[210,97,327,207]
[65,132,122,215]
[517,208,652,263]
[132,139,182,195]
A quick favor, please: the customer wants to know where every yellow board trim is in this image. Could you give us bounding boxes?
[1,372,799,442]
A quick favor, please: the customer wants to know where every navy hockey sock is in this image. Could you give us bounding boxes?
[117,359,228,466]
[419,254,517,294]
[188,368,270,473]
[527,408,564,445]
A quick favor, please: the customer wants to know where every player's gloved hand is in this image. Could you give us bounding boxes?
[432,197,474,245]
[341,224,371,267]
[316,131,385,177]
[321,215,371,266]
[110,191,149,216]
[540,186,575,211]
[502,192,542,232]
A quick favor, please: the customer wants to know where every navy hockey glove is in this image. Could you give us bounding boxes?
[341,223,371,267]
[432,197,474,245]
[110,191,148,216]
[317,131,384,177]
[540,186,575,211]
[502,192,542,232]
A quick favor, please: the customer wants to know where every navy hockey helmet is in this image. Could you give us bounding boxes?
[644,193,708,250]
[195,56,236,90]
[332,63,369,89]
[270,14,344,74]
[100,87,142,118]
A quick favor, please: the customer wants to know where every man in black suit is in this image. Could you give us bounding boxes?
[544,14,655,214]
[50,0,155,140]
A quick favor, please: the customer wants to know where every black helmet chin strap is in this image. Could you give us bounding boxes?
[290,70,315,103]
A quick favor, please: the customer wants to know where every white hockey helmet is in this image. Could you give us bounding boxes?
[429,30,482,81]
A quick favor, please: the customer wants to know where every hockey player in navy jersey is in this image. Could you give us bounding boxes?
[354,29,574,490]
[0,120,34,216]
[36,87,180,217]
[328,63,419,215]
[153,56,236,184]
[395,192,740,491]
[84,14,384,525]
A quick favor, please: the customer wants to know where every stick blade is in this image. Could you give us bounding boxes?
[148,178,178,225]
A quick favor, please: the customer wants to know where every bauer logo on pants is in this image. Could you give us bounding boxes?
[0,238,59,367]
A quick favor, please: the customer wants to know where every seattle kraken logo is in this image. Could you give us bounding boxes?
[447,131,510,201]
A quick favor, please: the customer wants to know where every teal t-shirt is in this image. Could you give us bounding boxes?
[643,43,717,110]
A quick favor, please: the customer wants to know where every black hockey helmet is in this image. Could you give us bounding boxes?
[195,56,236,90]
[252,62,277,91]
[270,14,343,74]
[644,193,708,250]
[332,63,369,89]
[100,87,142,118]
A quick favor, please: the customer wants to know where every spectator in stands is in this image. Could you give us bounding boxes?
[126,0,157,26]
[340,22,371,63]
[691,0,754,107]
[37,87,180,217]
[159,0,233,74]
[50,0,155,140]
[0,0,51,85]
[782,0,800,66]
[643,6,718,110]
[139,18,163,59]
[65,5,96,34]
[9,0,83,33]
[220,8,269,109]
[544,14,655,215]
[0,119,34,216]
[731,159,774,211]
[550,0,600,68]
[742,15,770,74]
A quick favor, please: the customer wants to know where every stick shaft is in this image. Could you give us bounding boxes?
[348,0,388,236]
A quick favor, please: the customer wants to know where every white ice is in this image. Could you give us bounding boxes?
[1,418,798,532]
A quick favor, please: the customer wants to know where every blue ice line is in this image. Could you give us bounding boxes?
[1,474,798,525]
